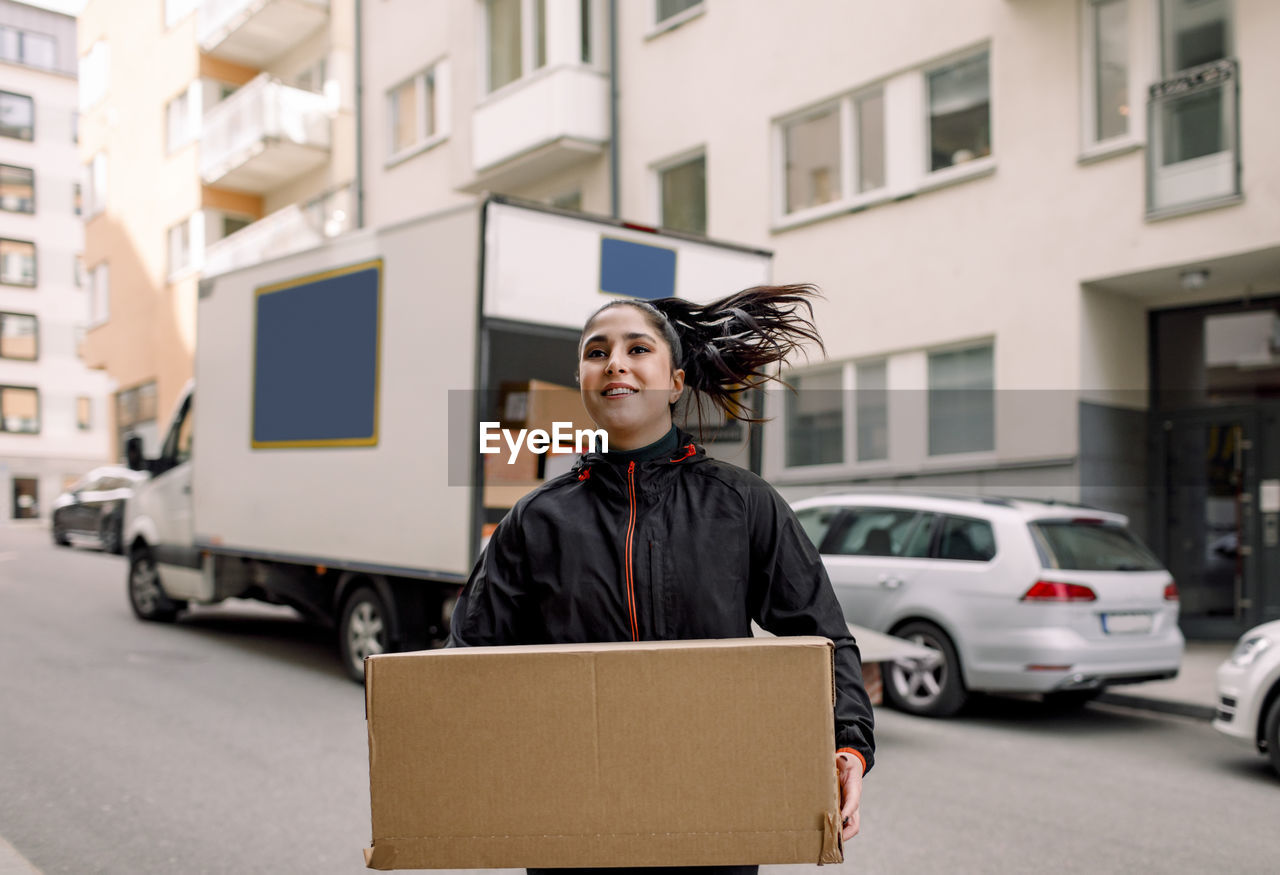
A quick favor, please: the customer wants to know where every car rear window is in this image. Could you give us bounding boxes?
[1031,521,1164,571]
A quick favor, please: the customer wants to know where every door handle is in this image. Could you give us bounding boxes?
[878,574,902,589]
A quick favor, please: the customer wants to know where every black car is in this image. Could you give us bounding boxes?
[50,467,147,554]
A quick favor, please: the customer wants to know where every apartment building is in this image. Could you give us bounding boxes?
[77,0,356,454]
[0,0,112,522]
[357,0,1278,638]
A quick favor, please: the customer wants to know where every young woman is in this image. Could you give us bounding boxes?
[450,285,875,875]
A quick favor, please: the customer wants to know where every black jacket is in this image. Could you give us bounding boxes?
[450,431,875,771]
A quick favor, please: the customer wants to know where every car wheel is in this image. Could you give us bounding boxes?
[1043,689,1103,711]
[52,522,70,547]
[338,586,391,684]
[127,548,182,622]
[1265,693,1280,779]
[884,620,969,718]
[100,516,123,555]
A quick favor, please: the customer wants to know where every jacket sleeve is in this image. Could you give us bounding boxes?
[446,508,530,647]
[745,483,876,774]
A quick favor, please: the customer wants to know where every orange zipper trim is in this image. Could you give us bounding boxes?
[625,460,639,642]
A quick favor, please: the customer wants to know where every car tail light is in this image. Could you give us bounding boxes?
[1164,581,1179,601]
[1021,580,1097,602]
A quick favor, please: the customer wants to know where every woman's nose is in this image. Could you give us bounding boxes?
[606,352,626,374]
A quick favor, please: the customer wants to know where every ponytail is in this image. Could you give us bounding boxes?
[648,284,825,424]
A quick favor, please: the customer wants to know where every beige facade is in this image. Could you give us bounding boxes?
[0,0,113,521]
[78,0,357,456]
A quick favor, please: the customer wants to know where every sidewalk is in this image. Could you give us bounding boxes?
[1097,640,1233,721]
[0,838,38,874]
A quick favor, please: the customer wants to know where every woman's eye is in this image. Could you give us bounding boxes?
[630,345,650,355]
[585,349,605,358]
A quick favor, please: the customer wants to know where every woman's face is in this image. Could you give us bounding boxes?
[578,305,685,451]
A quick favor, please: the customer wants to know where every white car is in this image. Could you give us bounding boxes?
[791,493,1184,717]
[1213,620,1280,777]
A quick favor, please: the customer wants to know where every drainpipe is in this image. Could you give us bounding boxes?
[608,0,619,218]
[354,0,365,229]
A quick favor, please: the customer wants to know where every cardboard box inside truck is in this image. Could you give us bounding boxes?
[364,637,844,870]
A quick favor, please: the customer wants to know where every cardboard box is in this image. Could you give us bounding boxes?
[364,637,843,870]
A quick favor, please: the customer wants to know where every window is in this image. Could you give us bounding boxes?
[928,344,993,456]
[1157,0,1232,163]
[295,57,327,94]
[658,153,706,235]
[0,312,37,360]
[550,189,582,211]
[0,239,35,287]
[856,360,888,462]
[0,165,34,213]
[71,110,78,144]
[484,0,561,92]
[1032,520,1162,571]
[1085,0,1130,146]
[74,254,85,288]
[937,516,996,562]
[796,505,842,550]
[221,214,252,238]
[76,396,91,431]
[0,91,34,141]
[580,0,592,62]
[168,218,192,276]
[387,62,448,158]
[89,263,109,325]
[116,381,157,452]
[166,88,194,152]
[780,88,885,216]
[786,368,844,467]
[0,27,56,70]
[86,152,107,216]
[1,385,39,434]
[73,182,80,216]
[927,51,991,172]
[78,41,109,111]
[165,0,198,28]
[783,106,840,214]
[830,508,925,557]
[11,476,38,518]
[656,0,702,25]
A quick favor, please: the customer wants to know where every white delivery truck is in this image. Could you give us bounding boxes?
[121,196,772,681]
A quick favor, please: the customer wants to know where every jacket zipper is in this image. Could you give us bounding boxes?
[625,460,639,641]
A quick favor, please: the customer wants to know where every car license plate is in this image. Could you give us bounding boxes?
[1101,612,1153,634]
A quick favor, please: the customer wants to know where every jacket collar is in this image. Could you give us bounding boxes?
[572,428,706,485]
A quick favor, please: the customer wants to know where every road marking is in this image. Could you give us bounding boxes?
[0,837,41,874]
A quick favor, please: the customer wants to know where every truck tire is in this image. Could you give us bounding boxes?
[128,548,184,622]
[338,586,390,683]
[884,620,969,718]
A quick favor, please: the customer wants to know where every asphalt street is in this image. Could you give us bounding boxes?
[0,523,1275,874]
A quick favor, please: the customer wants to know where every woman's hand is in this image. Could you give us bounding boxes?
[836,752,863,841]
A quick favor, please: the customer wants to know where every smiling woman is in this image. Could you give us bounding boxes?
[449,284,878,874]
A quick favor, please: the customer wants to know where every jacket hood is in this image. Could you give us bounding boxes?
[570,428,708,482]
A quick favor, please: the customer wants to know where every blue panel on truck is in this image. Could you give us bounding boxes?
[252,259,382,448]
[599,237,677,300]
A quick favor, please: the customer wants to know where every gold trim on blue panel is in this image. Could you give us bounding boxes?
[250,258,384,450]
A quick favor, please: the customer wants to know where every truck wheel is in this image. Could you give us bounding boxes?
[128,548,182,622]
[884,620,969,718]
[338,586,390,683]
[1265,693,1280,779]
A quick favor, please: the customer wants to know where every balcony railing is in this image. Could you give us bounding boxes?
[1147,59,1241,219]
[203,188,351,277]
[469,66,609,190]
[198,0,329,67]
[200,73,330,193]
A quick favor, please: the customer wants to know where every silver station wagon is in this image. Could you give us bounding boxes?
[791,494,1185,717]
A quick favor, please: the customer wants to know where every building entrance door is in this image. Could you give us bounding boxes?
[1158,410,1259,638]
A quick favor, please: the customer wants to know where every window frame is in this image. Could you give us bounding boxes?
[0,238,37,288]
[0,164,35,214]
[86,152,108,217]
[0,311,38,361]
[1079,0,1141,161]
[653,146,707,236]
[923,48,993,178]
[783,363,850,471]
[76,396,92,431]
[0,384,40,434]
[935,513,999,563]
[649,0,705,37]
[386,59,451,166]
[88,262,109,327]
[0,90,35,141]
[855,358,889,463]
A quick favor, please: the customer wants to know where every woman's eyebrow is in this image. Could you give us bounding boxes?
[582,332,658,346]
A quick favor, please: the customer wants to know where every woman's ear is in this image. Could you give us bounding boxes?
[668,368,685,404]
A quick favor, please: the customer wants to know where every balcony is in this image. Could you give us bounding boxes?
[203,188,351,277]
[198,0,329,67]
[469,66,609,191]
[200,73,330,193]
[1147,59,1241,219]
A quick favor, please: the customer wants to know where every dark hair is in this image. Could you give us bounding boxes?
[580,284,824,424]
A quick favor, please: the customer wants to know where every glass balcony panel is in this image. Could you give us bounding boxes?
[1146,59,1239,217]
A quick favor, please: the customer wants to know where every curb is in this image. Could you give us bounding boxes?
[1097,691,1216,722]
